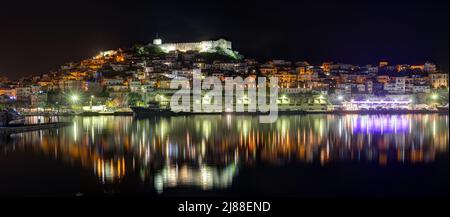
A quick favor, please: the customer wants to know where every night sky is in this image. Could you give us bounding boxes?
[1,0,448,80]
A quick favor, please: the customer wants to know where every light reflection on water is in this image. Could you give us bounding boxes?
[2,114,448,194]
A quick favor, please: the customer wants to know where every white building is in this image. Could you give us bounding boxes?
[169,69,195,79]
[384,77,406,94]
[102,78,124,86]
[128,80,142,93]
[14,85,41,103]
[107,84,128,92]
[365,81,373,94]
[336,83,352,94]
[356,84,366,93]
[153,38,232,53]
[412,85,430,93]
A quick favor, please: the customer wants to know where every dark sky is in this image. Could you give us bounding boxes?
[1,0,448,80]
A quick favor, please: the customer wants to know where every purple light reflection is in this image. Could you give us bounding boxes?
[352,115,410,134]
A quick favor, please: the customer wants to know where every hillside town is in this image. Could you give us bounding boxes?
[0,37,448,114]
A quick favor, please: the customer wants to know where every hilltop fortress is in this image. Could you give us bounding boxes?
[151,37,232,53]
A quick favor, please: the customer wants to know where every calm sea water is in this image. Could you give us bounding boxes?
[0,114,448,196]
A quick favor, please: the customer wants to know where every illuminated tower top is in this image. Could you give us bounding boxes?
[153,38,162,45]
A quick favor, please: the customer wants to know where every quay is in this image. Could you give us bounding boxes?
[0,122,72,136]
[21,111,134,116]
[131,107,448,117]
[77,111,134,116]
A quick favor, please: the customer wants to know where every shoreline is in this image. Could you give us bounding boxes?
[131,106,448,117]
[18,109,449,117]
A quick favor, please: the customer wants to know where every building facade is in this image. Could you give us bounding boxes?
[430,73,448,88]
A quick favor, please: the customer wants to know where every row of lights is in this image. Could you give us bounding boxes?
[70,93,442,105]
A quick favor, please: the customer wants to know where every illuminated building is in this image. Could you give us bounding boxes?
[411,64,425,70]
[101,78,124,86]
[0,87,16,98]
[260,67,277,76]
[410,62,437,72]
[295,66,307,75]
[367,65,379,73]
[153,37,232,53]
[58,79,87,92]
[412,85,430,93]
[396,64,410,72]
[128,79,143,93]
[343,97,413,110]
[366,81,374,94]
[93,50,118,59]
[384,76,407,94]
[322,62,332,74]
[30,92,48,107]
[376,75,390,83]
[379,61,389,67]
[15,86,31,102]
[424,62,437,72]
[430,73,448,89]
[336,83,352,95]
[273,71,298,88]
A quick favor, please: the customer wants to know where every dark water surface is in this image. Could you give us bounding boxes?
[0,114,448,197]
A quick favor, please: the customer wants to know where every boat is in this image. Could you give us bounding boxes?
[0,108,26,126]
[131,102,175,117]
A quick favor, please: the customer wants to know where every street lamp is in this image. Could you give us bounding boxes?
[71,95,79,103]
[70,94,80,113]
[431,93,439,100]
[90,95,95,109]
[157,94,166,101]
